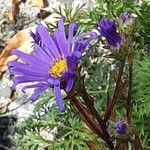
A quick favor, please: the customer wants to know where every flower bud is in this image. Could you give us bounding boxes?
[115,120,127,134]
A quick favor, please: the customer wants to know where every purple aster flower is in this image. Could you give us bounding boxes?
[98,18,122,48]
[120,11,133,25]
[8,19,96,112]
[115,121,127,134]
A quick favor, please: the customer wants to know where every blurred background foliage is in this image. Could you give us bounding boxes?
[15,0,150,149]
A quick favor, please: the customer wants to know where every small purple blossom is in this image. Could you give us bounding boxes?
[115,121,127,134]
[8,19,96,112]
[98,18,122,48]
[120,11,134,25]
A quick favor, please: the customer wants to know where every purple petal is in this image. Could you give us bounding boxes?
[8,61,49,73]
[120,11,134,26]
[53,29,67,56]
[74,42,86,54]
[73,32,97,54]
[53,18,68,56]
[77,31,97,42]
[115,121,127,134]
[58,18,66,42]
[54,80,65,112]
[67,55,78,70]
[30,31,40,44]
[47,78,54,86]
[120,11,130,24]
[66,76,75,92]
[10,68,49,79]
[33,44,52,63]
[30,85,49,102]
[12,76,47,89]
[67,23,78,55]
[36,25,61,59]
[98,18,122,48]
[73,51,81,59]
[22,83,49,93]
[11,49,49,69]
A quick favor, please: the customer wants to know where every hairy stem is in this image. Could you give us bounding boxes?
[68,94,105,139]
[81,91,113,144]
[127,49,133,124]
[68,93,114,150]
[104,61,125,122]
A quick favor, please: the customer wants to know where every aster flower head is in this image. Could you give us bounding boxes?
[120,11,134,25]
[98,18,122,49]
[8,19,96,112]
[115,120,127,134]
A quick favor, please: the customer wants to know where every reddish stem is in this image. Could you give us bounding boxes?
[68,94,114,150]
[127,49,133,124]
[104,61,125,122]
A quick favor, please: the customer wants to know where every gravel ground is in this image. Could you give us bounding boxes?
[0,0,95,51]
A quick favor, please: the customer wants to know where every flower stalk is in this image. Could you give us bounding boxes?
[126,47,133,124]
[104,60,125,122]
[68,92,114,150]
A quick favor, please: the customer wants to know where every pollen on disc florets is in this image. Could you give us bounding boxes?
[49,58,67,78]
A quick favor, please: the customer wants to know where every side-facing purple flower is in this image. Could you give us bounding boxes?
[8,19,96,112]
[98,18,122,48]
[120,11,134,25]
[115,120,127,134]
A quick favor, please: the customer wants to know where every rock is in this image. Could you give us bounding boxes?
[56,0,74,4]
[0,86,12,98]
[0,106,7,114]
[0,115,17,150]
[0,97,12,114]
[40,127,57,141]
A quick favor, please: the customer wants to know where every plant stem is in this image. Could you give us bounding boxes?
[81,91,113,143]
[104,60,125,122]
[68,94,114,150]
[127,49,133,124]
[68,94,105,138]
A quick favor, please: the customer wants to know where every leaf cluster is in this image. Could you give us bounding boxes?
[15,90,96,150]
[133,54,150,149]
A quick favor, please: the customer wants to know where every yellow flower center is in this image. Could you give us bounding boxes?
[49,58,67,78]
